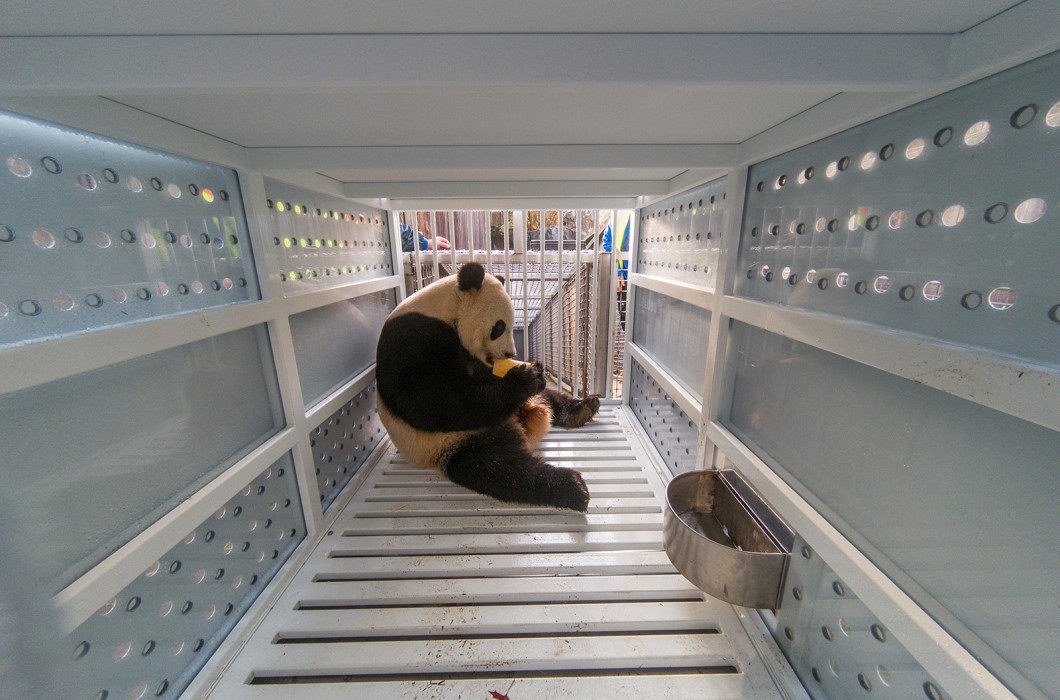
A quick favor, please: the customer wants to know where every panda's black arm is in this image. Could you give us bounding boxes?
[376,313,539,432]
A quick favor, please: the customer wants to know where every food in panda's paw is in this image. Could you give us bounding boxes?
[492,357,527,378]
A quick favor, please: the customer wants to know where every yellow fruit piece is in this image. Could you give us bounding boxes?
[492,358,523,377]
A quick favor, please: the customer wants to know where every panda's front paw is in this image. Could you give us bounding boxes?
[505,360,546,397]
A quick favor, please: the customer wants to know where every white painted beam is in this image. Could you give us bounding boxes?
[0,34,950,95]
[343,179,669,199]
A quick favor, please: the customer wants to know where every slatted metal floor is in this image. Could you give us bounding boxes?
[203,405,790,699]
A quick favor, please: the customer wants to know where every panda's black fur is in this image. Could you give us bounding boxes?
[376,262,599,512]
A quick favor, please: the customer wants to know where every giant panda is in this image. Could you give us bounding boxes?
[376,262,600,512]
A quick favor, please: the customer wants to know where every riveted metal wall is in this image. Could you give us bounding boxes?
[262,179,393,295]
[0,110,259,346]
[735,55,1059,366]
[311,384,385,512]
[60,455,304,700]
[637,178,727,292]
[628,359,699,475]
[775,536,948,700]
[726,52,1060,698]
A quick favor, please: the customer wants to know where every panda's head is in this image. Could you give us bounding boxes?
[455,263,516,367]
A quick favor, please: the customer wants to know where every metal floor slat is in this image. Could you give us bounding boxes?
[204,406,787,699]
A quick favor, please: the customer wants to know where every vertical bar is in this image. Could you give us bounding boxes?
[448,210,457,273]
[620,209,638,406]
[410,211,423,292]
[539,209,546,373]
[387,210,408,303]
[574,211,583,397]
[485,211,492,276]
[557,211,565,392]
[503,211,511,297]
[588,210,599,395]
[604,209,618,399]
[519,210,529,361]
[428,210,439,283]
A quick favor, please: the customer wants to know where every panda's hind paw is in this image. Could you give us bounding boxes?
[554,468,591,512]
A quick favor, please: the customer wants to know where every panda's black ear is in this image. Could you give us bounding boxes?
[495,275,505,286]
[457,263,485,291]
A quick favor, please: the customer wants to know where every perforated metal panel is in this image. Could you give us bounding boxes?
[637,178,727,292]
[629,359,699,475]
[631,287,710,402]
[735,54,1060,366]
[726,321,1059,697]
[0,324,283,589]
[312,383,385,512]
[58,455,305,700]
[0,110,259,347]
[262,180,393,296]
[289,291,396,407]
[774,537,948,700]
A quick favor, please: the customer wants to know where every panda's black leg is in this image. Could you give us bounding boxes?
[539,388,601,429]
[443,425,590,512]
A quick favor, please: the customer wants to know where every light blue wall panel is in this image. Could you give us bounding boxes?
[0,324,283,590]
[726,322,1059,696]
[289,290,396,408]
[631,287,709,402]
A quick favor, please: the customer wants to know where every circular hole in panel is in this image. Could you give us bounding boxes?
[131,683,148,700]
[204,604,217,620]
[127,176,143,193]
[41,156,62,174]
[180,233,193,248]
[200,233,211,245]
[817,278,829,290]
[801,545,813,560]
[141,640,156,656]
[193,568,206,584]
[1014,197,1046,223]
[792,586,802,600]
[64,227,83,243]
[142,233,157,249]
[150,177,163,191]
[222,277,234,290]
[828,658,840,677]
[0,226,13,242]
[191,281,204,294]
[825,161,838,178]
[0,302,9,318]
[166,183,181,198]
[155,680,169,697]
[836,272,849,288]
[144,561,161,579]
[838,156,851,171]
[988,287,1017,310]
[832,580,846,596]
[839,618,852,636]
[18,299,42,316]
[784,627,794,640]
[99,597,118,616]
[797,171,807,185]
[156,282,169,297]
[120,229,136,244]
[188,183,199,197]
[811,668,822,683]
[181,601,193,614]
[865,215,880,231]
[223,541,235,555]
[102,168,118,184]
[860,151,877,170]
[858,673,873,692]
[781,266,792,280]
[905,138,927,159]
[827,218,839,232]
[941,204,966,227]
[922,280,944,300]
[177,283,189,295]
[212,236,224,250]
[214,568,225,580]
[202,188,215,203]
[871,623,888,642]
[899,285,916,300]
[788,273,798,285]
[77,172,98,191]
[1049,304,1060,324]
[873,275,891,294]
[136,287,151,301]
[877,665,893,687]
[760,265,771,278]
[125,596,141,612]
[923,681,944,700]
[53,293,75,311]
[72,640,90,660]
[171,641,185,656]
[963,120,991,146]
[159,601,174,617]
[1010,104,1038,129]
[169,560,182,574]
[113,641,132,661]
[847,214,860,231]
[962,291,983,310]
[1047,101,1060,127]
[193,639,205,652]
[7,155,32,177]
[32,229,56,249]
[879,143,895,160]
[804,166,815,180]
[183,530,196,544]
[805,269,817,284]
[916,210,934,227]
[211,280,221,291]
[933,127,954,146]
[984,202,1008,223]
[232,575,243,589]
[815,217,827,232]
[788,221,798,235]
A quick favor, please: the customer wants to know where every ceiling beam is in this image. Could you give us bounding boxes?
[0,33,950,96]
[343,179,669,199]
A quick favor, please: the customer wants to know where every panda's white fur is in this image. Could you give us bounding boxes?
[375,263,596,511]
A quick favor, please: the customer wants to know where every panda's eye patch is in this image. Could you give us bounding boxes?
[490,320,506,341]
